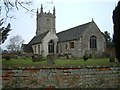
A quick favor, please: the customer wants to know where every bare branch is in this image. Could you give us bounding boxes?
[1,0,34,20]
[15,0,19,10]
[18,1,31,12]
[0,18,4,26]
[8,1,14,7]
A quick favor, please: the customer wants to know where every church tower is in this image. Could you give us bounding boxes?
[36,4,56,36]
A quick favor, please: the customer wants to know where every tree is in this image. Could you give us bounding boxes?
[6,35,24,52]
[0,0,33,44]
[113,1,120,61]
[0,19,11,45]
[103,31,114,48]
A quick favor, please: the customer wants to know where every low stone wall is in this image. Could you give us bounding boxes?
[2,67,120,89]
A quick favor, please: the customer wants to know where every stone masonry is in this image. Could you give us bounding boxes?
[2,67,120,89]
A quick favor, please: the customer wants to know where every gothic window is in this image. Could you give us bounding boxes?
[69,42,74,49]
[34,46,37,54]
[38,45,40,54]
[65,43,68,49]
[90,35,97,49]
[48,40,54,53]
[46,18,50,28]
[60,44,62,53]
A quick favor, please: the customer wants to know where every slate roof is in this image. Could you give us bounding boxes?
[29,31,49,45]
[22,31,49,53]
[57,21,92,42]
[22,44,33,52]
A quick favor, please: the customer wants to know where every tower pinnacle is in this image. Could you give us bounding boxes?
[37,8,39,16]
[41,4,43,13]
[53,6,55,15]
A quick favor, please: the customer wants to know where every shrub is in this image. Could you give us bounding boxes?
[83,55,88,61]
[109,57,115,62]
[83,50,89,61]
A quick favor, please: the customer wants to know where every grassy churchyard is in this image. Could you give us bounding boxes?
[1,58,120,68]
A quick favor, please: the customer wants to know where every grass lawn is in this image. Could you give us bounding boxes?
[1,58,120,68]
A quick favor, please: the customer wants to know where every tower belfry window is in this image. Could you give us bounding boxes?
[46,18,50,28]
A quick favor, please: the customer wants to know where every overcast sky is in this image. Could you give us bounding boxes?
[1,0,119,49]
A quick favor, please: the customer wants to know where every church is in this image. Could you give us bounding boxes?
[22,4,106,58]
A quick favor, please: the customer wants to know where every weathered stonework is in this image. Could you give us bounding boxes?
[2,67,120,89]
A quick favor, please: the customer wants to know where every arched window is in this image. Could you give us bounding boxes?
[90,35,97,49]
[34,46,37,54]
[38,45,40,54]
[48,40,54,53]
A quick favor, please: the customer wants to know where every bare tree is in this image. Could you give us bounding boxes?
[6,35,24,52]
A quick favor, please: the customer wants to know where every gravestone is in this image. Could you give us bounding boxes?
[109,52,115,62]
[47,54,55,64]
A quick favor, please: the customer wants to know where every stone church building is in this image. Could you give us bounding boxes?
[22,5,106,58]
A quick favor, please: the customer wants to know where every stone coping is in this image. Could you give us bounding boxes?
[2,65,120,70]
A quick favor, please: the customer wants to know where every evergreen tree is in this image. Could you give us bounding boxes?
[0,19,11,44]
[113,1,120,61]
[103,31,114,48]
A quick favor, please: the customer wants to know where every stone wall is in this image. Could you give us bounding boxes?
[2,67,120,89]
